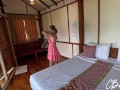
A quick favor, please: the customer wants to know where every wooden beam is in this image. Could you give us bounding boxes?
[21,0,39,11]
[39,0,50,8]
[51,0,57,6]
[78,0,84,53]
[40,0,64,11]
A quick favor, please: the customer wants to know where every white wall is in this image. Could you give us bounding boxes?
[41,1,79,58]
[84,0,120,48]
[56,42,72,58]
[51,7,69,42]
[73,45,79,56]
[42,13,51,39]
[84,0,98,44]
[68,3,79,43]
[100,0,120,48]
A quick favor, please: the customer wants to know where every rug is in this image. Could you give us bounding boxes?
[15,65,27,75]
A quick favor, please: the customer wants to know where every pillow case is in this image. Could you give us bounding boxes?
[83,45,96,58]
[95,44,111,60]
[117,48,120,61]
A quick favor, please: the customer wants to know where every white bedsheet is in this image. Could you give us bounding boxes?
[30,56,120,90]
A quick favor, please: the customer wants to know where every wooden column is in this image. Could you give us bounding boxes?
[78,0,84,53]
[38,11,44,40]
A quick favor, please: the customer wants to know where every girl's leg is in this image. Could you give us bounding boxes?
[49,61,53,67]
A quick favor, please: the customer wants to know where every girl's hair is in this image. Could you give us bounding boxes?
[50,25,58,34]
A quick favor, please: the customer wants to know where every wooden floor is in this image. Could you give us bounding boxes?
[7,52,65,90]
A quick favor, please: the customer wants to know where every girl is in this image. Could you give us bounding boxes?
[42,25,61,67]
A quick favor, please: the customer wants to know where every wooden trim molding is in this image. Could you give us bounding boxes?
[5,13,37,16]
[98,0,100,44]
[67,5,70,42]
[56,41,79,45]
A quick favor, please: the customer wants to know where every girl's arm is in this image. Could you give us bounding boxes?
[42,31,51,36]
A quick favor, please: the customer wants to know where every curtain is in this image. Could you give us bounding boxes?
[24,16,38,42]
[8,15,38,45]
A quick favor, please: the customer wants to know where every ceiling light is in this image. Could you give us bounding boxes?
[30,0,34,4]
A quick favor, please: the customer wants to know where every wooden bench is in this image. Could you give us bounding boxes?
[16,48,47,60]
[14,39,48,60]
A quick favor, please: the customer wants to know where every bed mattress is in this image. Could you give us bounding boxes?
[30,56,120,90]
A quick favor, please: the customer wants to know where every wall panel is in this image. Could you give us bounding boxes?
[84,0,98,44]
[51,7,69,42]
[68,2,79,43]
[42,13,51,39]
[56,42,72,58]
[100,0,120,48]
[73,45,79,56]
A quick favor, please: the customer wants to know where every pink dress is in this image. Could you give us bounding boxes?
[47,37,61,61]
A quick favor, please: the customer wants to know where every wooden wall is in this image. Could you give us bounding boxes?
[2,0,41,38]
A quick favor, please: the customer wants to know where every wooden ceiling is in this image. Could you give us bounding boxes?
[21,0,63,11]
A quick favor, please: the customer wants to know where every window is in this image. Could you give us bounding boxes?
[8,15,38,45]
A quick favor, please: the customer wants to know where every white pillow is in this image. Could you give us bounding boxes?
[117,48,120,61]
[95,44,111,60]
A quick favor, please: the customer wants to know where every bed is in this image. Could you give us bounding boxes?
[30,54,120,90]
